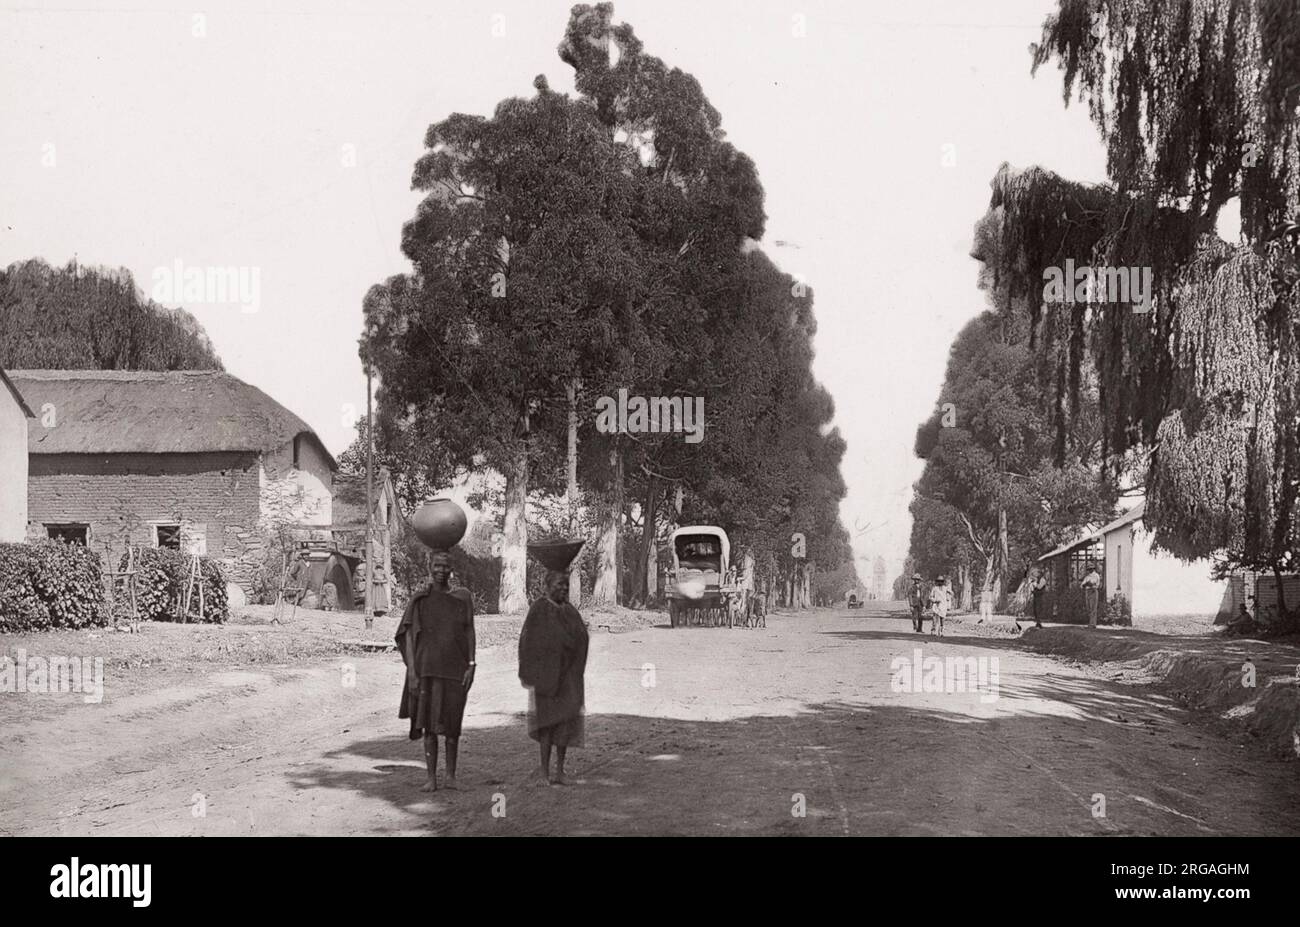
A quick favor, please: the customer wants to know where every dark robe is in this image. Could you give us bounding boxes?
[518,597,588,744]
[395,585,473,740]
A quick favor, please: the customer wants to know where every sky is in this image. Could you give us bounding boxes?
[1,0,1112,582]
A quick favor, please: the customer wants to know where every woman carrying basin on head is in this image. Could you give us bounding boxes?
[518,543,588,786]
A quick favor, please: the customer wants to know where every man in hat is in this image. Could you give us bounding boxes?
[1081,561,1102,628]
[396,551,476,791]
[1030,568,1048,628]
[907,573,926,633]
[927,574,952,637]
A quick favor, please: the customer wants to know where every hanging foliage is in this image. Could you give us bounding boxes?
[970,0,1300,600]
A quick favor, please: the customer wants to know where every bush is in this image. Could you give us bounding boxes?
[250,533,295,605]
[1101,592,1133,626]
[0,541,109,632]
[128,548,228,623]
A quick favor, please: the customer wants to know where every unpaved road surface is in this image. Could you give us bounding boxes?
[3,605,1298,836]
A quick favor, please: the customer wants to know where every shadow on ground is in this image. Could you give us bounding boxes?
[286,687,1300,836]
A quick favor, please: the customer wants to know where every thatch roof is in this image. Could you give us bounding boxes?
[11,370,336,467]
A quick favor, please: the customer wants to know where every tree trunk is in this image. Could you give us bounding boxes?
[646,529,658,602]
[592,447,623,606]
[498,443,529,615]
[957,562,973,612]
[566,381,580,604]
[980,553,996,612]
[996,507,1009,610]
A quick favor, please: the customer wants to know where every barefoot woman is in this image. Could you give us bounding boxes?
[518,570,588,785]
[396,551,476,791]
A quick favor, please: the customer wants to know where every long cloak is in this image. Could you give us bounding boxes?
[518,597,588,737]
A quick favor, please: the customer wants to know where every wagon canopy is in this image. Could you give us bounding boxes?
[670,526,731,576]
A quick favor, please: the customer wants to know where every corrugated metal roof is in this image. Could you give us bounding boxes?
[1036,501,1146,562]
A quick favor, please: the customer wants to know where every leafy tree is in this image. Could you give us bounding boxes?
[360,79,649,614]
[558,3,770,605]
[975,0,1300,612]
[360,4,856,614]
[909,311,1117,608]
[0,259,222,370]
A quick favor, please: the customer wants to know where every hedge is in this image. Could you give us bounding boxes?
[128,548,228,623]
[0,541,110,632]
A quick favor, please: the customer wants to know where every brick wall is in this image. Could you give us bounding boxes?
[26,450,264,586]
[26,439,337,598]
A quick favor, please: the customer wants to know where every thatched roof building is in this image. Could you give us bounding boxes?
[14,369,338,601]
[10,369,336,466]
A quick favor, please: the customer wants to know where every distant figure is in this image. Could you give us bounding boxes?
[927,575,952,637]
[978,587,994,624]
[372,560,390,616]
[907,573,926,633]
[395,551,476,792]
[519,570,589,786]
[355,558,391,616]
[284,551,308,605]
[1081,562,1102,627]
[1030,570,1047,628]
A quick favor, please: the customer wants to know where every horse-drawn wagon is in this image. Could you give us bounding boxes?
[665,526,764,628]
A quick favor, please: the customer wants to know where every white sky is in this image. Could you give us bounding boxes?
[1,0,1110,581]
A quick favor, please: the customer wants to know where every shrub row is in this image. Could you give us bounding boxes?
[0,541,109,632]
[0,542,231,632]
[127,548,228,623]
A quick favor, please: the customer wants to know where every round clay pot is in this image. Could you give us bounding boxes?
[411,498,468,550]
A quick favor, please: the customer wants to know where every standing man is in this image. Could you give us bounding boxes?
[928,575,952,637]
[907,573,926,633]
[1030,569,1048,628]
[1082,561,1102,628]
[396,551,476,792]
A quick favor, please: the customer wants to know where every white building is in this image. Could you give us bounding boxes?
[0,369,35,542]
[1036,500,1228,621]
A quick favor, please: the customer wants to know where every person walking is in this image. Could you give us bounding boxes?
[907,573,926,633]
[927,575,952,637]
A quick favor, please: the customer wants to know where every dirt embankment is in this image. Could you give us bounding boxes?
[1022,626,1300,759]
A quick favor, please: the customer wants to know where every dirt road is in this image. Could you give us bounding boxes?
[3,604,1298,836]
